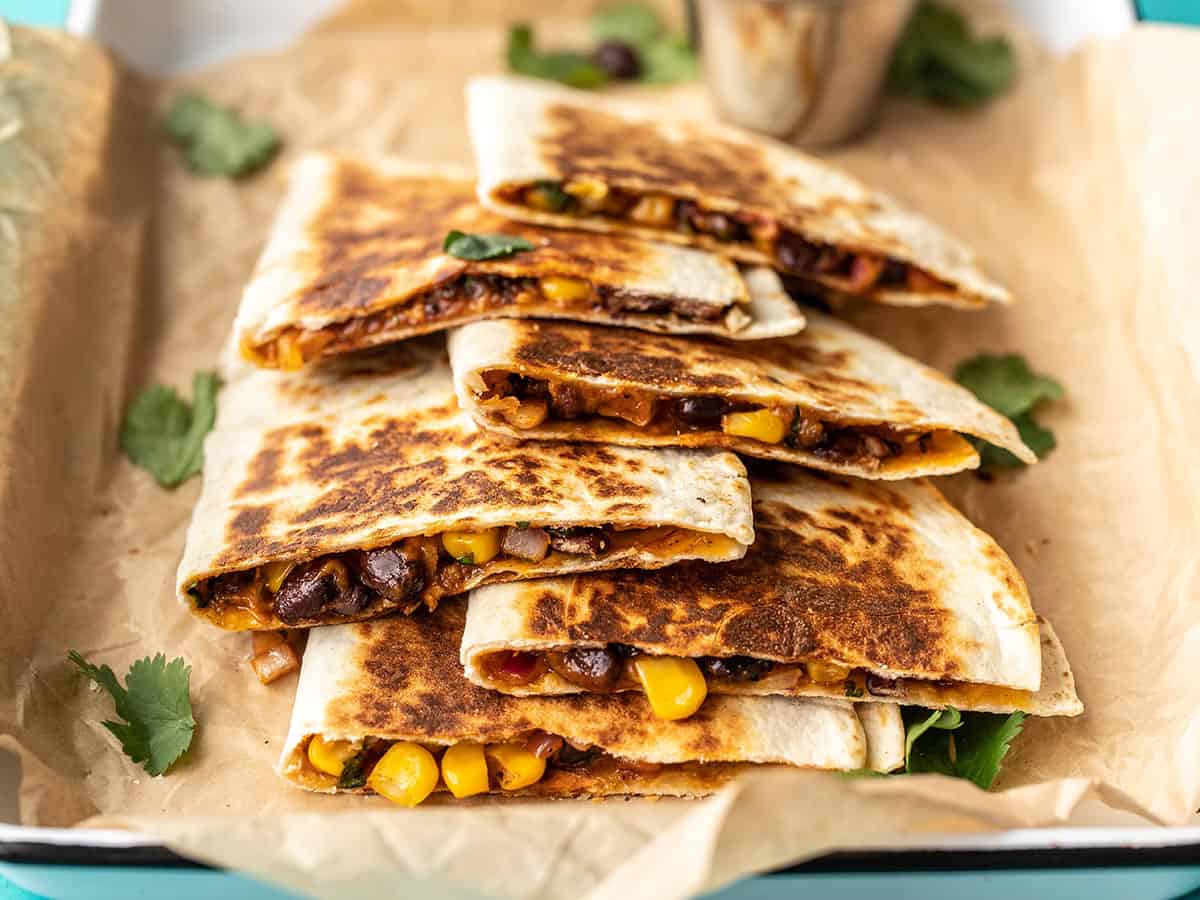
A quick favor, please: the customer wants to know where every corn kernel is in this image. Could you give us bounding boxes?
[307,735,360,777]
[276,334,305,371]
[628,194,675,227]
[441,529,500,565]
[538,276,593,305]
[564,177,609,208]
[485,742,547,791]
[367,742,440,807]
[721,409,789,444]
[440,741,490,799]
[263,561,295,594]
[806,660,852,684]
[631,655,708,720]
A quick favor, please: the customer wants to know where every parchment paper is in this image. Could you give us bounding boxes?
[1,3,1199,897]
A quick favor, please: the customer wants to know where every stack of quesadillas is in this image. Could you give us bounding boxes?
[178,75,1080,808]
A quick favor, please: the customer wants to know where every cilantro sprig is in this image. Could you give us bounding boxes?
[889,2,1016,108]
[443,230,535,261]
[954,354,1063,470]
[120,371,220,488]
[903,707,1026,789]
[69,651,196,776]
[507,3,697,90]
[164,93,280,178]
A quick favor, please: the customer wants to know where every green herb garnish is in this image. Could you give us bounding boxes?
[120,371,220,488]
[69,651,196,776]
[844,680,864,698]
[507,24,609,89]
[456,553,476,566]
[954,353,1063,470]
[337,751,369,790]
[592,3,663,45]
[903,707,1025,790]
[163,94,280,177]
[888,2,1016,107]
[443,230,535,261]
[515,521,531,529]
[530,180,574,213]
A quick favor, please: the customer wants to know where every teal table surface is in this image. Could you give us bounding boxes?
[0,0,69,27]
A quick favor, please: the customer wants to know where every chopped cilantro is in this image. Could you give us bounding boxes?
[443,230,535,261]
[456,553,476,566]
[903,707,1025,789]
[337,751,368,789]
[888,2,1017,107]
[69,651,195,776]
[954,353,1063,471]
[507,24,609,89]
[515,521,531,529]
[163,93,280,177]
[844,680,864,698]
[120,371,220,488]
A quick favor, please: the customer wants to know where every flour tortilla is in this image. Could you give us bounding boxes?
[176,341,753,630]
[234,154,804,369]
[468,76,1010,310]
[462,469,1082,717]
[448,313,1034,479]
[277,600,904,798]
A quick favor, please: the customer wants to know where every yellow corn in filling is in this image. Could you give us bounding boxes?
[307,735,361,777]
[721,409,789,444]
[539,275,593,304]
[441,529,501,565]
[631,655,708,720]
[485,742,548,791]
[367,742,440,807]
[440,741,490,799]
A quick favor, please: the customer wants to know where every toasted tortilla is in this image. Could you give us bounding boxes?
[448,313,1034,479]
[462,469,1082,717]
[176,341,753,630]
[234,154,805,369]
[468,76,1010,310]
[278,600,904,798]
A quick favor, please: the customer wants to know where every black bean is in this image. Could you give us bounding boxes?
[775,233,821,272]
[548,647,621,691]
[592,40,642,79]
[546,527,610,557]
[675,395,731,426]
[701,656,775,682]
[356,546,425,602]
[274,562,338,624]
[554,743,602,769]
[327,583,372,617]
[609,642,640,660]
[866,673,901,697]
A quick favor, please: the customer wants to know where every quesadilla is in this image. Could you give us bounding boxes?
[177,341,753,630]
[468,75,1009,310]
[448,314,1034,480]
[277,600,905,804]
[462,469,1083,720]
[234,154,805,370]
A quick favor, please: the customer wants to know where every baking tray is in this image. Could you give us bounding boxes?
[1,1,1199,898]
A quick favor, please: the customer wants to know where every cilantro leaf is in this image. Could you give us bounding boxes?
[954,353,1062,471]
[507,25,610,89]
[888,2,1016,107]
[456,553,476,566]
[164,94,280,178]
[903,706,962,768]
[903,707,1025,789]
[120,371,220,488]
[337,750,369,789]
[592,3,664,46]
[443,230,535,261]
[640,35,699,85]
[953,354,1063,419]
[69,651,196,776]
[844,680,864,698]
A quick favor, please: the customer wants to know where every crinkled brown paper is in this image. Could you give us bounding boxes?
[1,3,1198,897]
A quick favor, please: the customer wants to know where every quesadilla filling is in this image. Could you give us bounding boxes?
[298,731,739,805]
[473,371,967,470]
[501,180,956,297]
[190,525,735,628]
[477,647,1031,720]
[245,273,746,370]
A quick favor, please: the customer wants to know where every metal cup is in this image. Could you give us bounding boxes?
[697,0,916,147]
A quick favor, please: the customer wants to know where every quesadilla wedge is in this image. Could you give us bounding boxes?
[462,469,1083,720]
[234,154,804,370]
[468,76,1010,310]
[277,600,905,804]
[448,313,1034,479]
[177,341,753,630]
